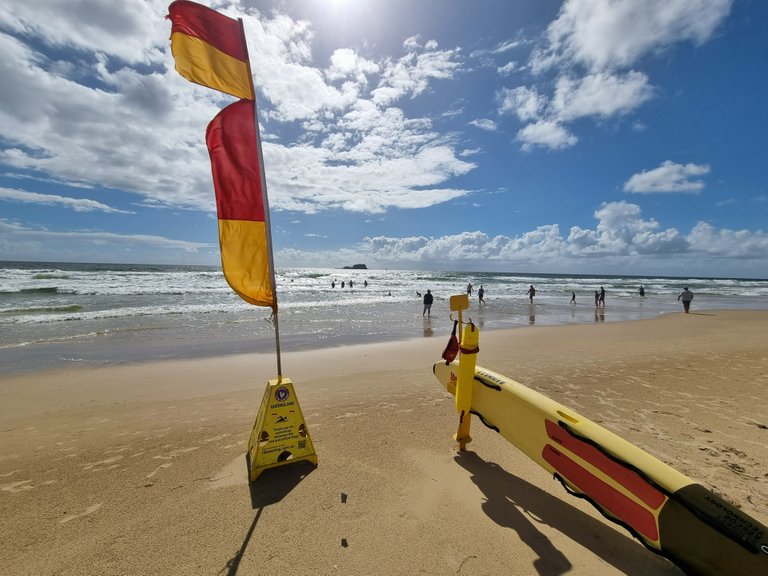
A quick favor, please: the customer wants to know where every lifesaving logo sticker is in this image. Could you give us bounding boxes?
[275,386,290,403]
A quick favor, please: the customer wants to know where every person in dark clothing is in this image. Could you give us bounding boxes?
[422,289,434,316]
[678,287,694,313]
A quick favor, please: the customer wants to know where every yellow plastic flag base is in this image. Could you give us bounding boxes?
[246,377,318,482]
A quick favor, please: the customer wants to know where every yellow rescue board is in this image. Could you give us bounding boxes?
[434,361,768,576]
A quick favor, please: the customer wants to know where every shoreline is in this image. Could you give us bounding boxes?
[2,310,766,575]
[1,306,762,378]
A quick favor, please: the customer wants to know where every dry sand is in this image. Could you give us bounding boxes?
[1,310,766,575]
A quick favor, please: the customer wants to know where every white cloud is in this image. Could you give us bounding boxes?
[492,40,524,54]
[371,41,462,107]
[497,61,519,76]
[587,201,689,254]
[275,200,767,273]
[624,161,710,194]
[0,2,475,220]
[0,187,132,213]
[502,0,732,151]
[497,86,545,122]
[0,0,167,64]
[0,218,213,263]
[552,71,654,120]
[326,48,379,84]
[469,119,498,132]
[517,120,577,151]
[688,222,768,257]
[531,0,733,73]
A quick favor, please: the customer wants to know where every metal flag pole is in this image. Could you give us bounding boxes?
[239,17,282,380]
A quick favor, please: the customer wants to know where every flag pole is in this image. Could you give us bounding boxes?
[239,18,282,379]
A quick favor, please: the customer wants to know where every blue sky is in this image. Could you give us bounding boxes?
[0,0,766,277]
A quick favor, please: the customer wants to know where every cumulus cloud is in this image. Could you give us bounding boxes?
[517,121,577,151]
[0,0,167,64]
[531,0,733,73]
[499,0,732,151]
[0,1,476,219]
[687,222,768,257]
[624,161,711,194]
[497,86,545,122]
[552,71,655,120]
[273,200,766,272]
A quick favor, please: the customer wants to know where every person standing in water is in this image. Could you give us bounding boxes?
[677,287,694,313]
[423,289,434,317]
[526,285,536,303]
[478,286,485,305]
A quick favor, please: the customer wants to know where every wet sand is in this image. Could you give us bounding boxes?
[1,310,766,575]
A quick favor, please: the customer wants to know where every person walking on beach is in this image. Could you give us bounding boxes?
[570,291,576,305]
[423,289,434,316]
[678,287,694,313]
[478,286,485,305]
[467,282,473,296]
[594,290,600,308]
[598,286,606,308]
[526,285,536,303]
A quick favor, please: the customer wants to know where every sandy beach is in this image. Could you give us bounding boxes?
[1,310,766,575]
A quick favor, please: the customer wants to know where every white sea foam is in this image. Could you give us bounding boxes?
[1,261,767,374]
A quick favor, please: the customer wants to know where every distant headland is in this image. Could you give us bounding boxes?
[342,264,368,270]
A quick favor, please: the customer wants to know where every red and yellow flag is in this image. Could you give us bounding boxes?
[167,1,274,309]
[167,0,254,100]
[206,99,274,308]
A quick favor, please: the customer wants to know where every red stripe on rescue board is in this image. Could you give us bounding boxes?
[542,444,660,541]
[545,419,665,509]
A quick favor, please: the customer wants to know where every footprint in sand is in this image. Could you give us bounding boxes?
[208,455,248,489]
[375,402,398,410]
[203,434,231,443]
[146,463,172,478]
[223,440,247,450]
[1,479,33,492]
[1,478,57,492]
[60,503,102,524]
[152,447,199,460]
[83,455,124,471]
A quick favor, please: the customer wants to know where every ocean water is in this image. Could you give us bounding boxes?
[2,261,767,375]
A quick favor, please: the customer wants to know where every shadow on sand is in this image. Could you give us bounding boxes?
[221,457,316,576]
[454,451,682,576]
